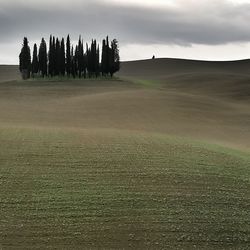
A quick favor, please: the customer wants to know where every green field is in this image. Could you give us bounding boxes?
[0,59,250,249]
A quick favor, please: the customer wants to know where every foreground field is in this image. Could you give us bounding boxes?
[0,60,250,249]
[1,128,250,249]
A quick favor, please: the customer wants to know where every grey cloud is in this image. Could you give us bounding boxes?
[1,0,250,46]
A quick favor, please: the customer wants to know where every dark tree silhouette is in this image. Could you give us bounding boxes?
[101,39,106,76]
[74,45,78,78]
[38,38,47,77]
[52,36,56,76]
[110,39,120,77]
[87,40,98,77]
[105,36,111,76]
[75,44,79,77]
[101,36,113,76]
[31,43,39,76]
[60,38,66,76]
[83,43,87,78]
[48,35,53,77]
[55,38,61,76]
[77,37,84,78]
[66,35,71,76]
[70,45,76,78]
[90,40,95,77]
[96,45,100,77]
[19,37,31,79]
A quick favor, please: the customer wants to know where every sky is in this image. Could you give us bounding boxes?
[1,0,250,64]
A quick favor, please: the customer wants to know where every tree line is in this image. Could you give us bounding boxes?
[19,35,120,79]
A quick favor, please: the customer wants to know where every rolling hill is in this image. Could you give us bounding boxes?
[0,59,249,249]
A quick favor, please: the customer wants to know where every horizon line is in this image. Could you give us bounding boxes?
[2,57,250,66]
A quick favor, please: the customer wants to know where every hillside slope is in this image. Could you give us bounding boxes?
[119,58,250,78]
[1,59,250,149]
[0,65,20,82]
[0,60,250,248]
[118,58,250,100]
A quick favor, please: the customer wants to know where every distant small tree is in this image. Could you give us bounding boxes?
[19,37,31,79]
[31,43,39,77]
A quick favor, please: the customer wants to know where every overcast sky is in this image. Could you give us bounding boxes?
[1,0,250,64]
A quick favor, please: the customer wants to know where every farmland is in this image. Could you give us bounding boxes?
[0,59,250,248]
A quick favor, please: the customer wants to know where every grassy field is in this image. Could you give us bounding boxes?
[0,59,250,249]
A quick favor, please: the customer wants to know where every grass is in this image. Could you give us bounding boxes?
[0,127,250,249]
[26,75,120,83]
[134,79,160,88]
[119,76,160,88]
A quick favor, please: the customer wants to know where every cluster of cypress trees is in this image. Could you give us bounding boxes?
[19,35,120,80]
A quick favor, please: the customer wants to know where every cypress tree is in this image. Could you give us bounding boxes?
[77,37,81,78]
[96,45,100,77]
[48,35,53,77]
[101,40,105,76]
[101,39,106,76]
[91,40,100,77]
[71,45,76,78]
[75,44,79,77]
[74,45,78,78]
[19,37,31,79]
[83,41,87,78]
[52,37,56,76]
[89,40,95,77]
[90,40,95,76]
[94,40,98,77]
[60,38,65,76]
[77,36,84,78]
[31,43,39,77]
[110,39,120,77]
[105,36,110,75]
[101,36,111,76]
[38,38,47,77]
[66,35,71,76]
[55,38,61,76]
[88,40,92,76]
[86,43,90,77]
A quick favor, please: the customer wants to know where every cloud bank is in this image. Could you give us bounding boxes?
[0,0,250,63]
